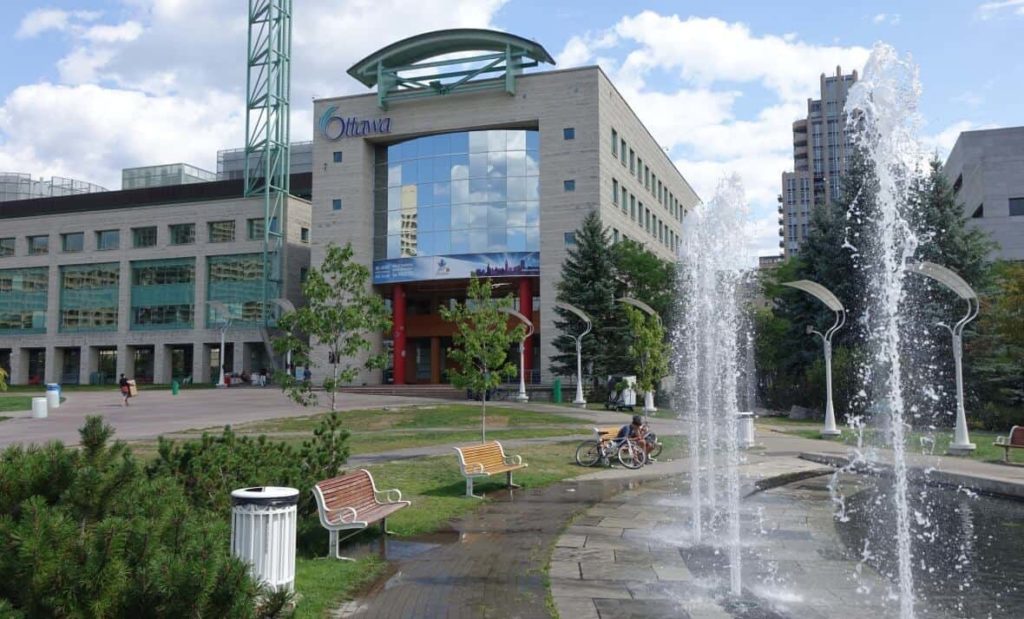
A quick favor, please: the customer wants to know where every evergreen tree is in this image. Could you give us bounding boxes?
[612,238,677,324]
[550,211,628,381]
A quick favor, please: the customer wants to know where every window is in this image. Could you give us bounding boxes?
[0,237,13,257]
[612,179,619,205]
[1010,197,1024,217]
[208,220,235,243]
[620,139,627,165]
[96,230,120,250]
[621,187,628,212]
[300,267,308,283]
[563,179,575,192]
[564,232,577,247]
[133,226,157,248]
[953,174,963,194]
[629,149,635,173]
[611,129,618,156]
[630,195,636,220]
[332,151,343,163]
[563,127,575,140]
[27,235,49,255]
[972,204,984,219]
[332,198,342,211]
[301,227,310,243]
[169,223,195,245]
[613,229,619,243]
[639,160,645,184]
[62,232,84,253]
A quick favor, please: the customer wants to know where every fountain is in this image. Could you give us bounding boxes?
[676,174,754,596]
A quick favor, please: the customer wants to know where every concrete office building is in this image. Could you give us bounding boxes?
[779,67,858,256]
[943,126,1024,261]
[312,29,699,385]
[0,174,311,386]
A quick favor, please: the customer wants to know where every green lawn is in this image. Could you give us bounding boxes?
[0,395,33,412]
[761,418,1008,463]
[292,556,385,619]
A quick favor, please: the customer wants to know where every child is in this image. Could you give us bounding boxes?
[119,373,131,406]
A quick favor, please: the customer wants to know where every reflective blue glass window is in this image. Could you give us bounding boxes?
[374,129,540,260]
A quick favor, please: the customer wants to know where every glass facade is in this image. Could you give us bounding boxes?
[374,129,540,259]
[59,263,119,332]
[208,253,273,325]
[131,258,195,330]
[0,267,48,333]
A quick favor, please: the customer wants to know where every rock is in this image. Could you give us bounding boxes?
[788,405,820,421]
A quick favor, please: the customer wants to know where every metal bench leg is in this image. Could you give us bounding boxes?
[466,477,483,499]
[381,517,396,536]
[507,470,521,489]
[328,529,359,561]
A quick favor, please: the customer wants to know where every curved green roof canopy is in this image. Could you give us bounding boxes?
[347,29,555,109]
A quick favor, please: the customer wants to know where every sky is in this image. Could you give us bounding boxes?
[1,0,1022,257]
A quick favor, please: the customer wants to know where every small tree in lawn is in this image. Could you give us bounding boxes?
[0,366,7,392]
[624,306,669,414]
[441,276,525,442]
[273,243,391,411]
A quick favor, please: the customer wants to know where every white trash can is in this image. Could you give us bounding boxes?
[32,397,48,419]
[736,412,756,449]
[230,486,299,592]
[46,383,61,409]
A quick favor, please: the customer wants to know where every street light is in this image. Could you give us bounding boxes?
[555,301,592,407]
[207,301,233,388]
[617,297,660,413]
[783,280,845,438]
[907,261,979,455]
[499,307,534,403]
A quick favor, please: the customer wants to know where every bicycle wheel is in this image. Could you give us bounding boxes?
[618,441,644,469]
[648,441,663,460]
[575,441,602,467]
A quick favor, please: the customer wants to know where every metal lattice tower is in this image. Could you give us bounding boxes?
[244,0,291,324]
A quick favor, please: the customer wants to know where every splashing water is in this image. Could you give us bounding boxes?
[675,174,753,596]
[845,43,924,618]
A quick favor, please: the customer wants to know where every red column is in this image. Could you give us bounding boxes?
[392,284,406,385]
[519,278,534,384]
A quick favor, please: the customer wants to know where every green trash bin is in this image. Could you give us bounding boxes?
[552,378,562,403]
[171,380,179,396]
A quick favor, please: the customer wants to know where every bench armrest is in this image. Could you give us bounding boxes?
[323,505,358,524]
[995,436,1007,445]
[375,488,404,503]
[466,462,485,474]
[504,454,523,466]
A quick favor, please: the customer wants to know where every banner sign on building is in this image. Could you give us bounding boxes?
[373,252,540,284]
[318,105,392,140]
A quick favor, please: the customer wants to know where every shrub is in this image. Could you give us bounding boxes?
[0,417,264,617]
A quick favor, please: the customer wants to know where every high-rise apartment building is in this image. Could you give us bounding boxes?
[779,67,858,256]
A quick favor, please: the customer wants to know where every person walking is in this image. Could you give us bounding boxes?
[119,373,132,406]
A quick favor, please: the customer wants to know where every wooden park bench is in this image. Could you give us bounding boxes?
[994,426,1024,463]
[313,469,410,560]
[453,441,528,498]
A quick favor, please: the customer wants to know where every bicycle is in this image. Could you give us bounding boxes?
[575,427,649,469]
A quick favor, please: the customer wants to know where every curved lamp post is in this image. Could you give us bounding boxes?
[782,280,846,438]
[617,297,660,413]
[555,301,592,407]
[207,301,233,388]
[499,307,534,403]
[907,261,979,455]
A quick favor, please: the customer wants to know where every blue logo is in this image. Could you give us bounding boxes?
[319,105,392,140]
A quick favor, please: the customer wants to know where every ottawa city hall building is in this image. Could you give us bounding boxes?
[0,29,698,388]
[312,29,699,386]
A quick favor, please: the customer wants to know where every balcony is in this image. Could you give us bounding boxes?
[777,204,784,214]
[778,215,784,225]
[779,240,785,248]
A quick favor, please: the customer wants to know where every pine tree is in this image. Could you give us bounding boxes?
[550,211,628,381]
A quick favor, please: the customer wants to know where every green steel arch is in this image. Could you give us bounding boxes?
[347,29,555,109]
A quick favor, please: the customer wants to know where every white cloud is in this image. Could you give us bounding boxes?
[83,22,145,44]
[556,11,869,256]
[872,13,901,25]
[977,0,1024,19]
[921,120,1001,159]
[16,9,101,39]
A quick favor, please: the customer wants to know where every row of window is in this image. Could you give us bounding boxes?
[0,218,309,258]
[611,178,680,252]
[0,254,273,333]
[610,128,685,222]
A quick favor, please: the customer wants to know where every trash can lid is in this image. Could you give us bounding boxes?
[46,383,60,390]
[735,411,755,417]
[231,486,300,506]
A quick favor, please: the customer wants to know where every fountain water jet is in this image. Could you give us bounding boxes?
[845,43,924,619]
[675,174,753,596]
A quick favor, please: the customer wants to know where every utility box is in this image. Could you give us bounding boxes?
[552,379,562,403]
[230,486,299,592]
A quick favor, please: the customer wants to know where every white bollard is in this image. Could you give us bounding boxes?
[736,412,756,449]
[230,486,299,592]
[32,397,48,419]
[46,383,61,409]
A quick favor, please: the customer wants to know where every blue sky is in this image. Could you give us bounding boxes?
[1,0,1022,255]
